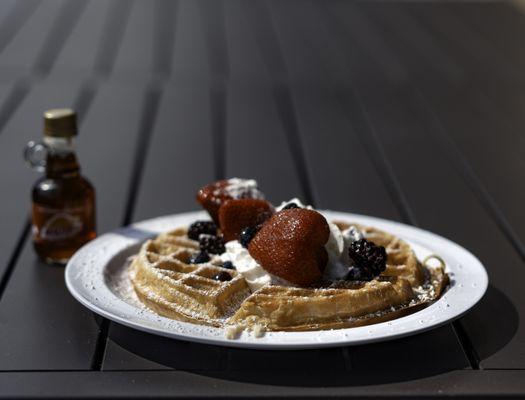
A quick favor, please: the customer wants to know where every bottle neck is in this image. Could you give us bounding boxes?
[43,136,80,178]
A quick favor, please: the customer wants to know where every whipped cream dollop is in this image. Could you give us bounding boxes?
[276,198,313,211]
[220,241,271,291]
[223,178,264,200]
[323,225,364,281]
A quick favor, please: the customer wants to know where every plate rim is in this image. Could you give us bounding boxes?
[65,210,489,350]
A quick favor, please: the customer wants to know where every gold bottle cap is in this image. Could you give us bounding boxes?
[43,108,77,137]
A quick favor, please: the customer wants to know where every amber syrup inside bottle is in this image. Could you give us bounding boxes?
[26,109,96,264]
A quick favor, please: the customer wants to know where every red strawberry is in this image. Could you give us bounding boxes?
[196,180,230,224]
[196,179,264,224]
[248,209,330,286]
[218,199,273,242]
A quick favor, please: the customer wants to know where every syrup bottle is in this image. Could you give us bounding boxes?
[24,109,96,264]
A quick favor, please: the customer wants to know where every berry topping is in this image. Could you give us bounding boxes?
[196,180,231,224]
[218,198,273,242]
[189,250,210,264]
[187,220,217,241]
[282,202,299,210]
[213,271,232,282]
[346,238,387,281]
[239,225,260,248]
[248,209,330,286]
[196,179,264,223]
[222,261,235,269]
[199,234,225,254]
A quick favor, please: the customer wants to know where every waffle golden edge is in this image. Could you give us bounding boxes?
[129,178,449,338]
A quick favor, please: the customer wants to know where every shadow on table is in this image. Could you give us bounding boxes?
[104,284,517,386]
[457,284,519,365]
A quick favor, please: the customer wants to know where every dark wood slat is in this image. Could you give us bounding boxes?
[79,83,149,232]
[197,0,229,180]
[0,0,25,26]
[348,327,469,373]
[0,82,147,370]
[352,83,523,369]
[452,2,525,72]
[92,0,134,78]
[0,81,85,370]
[225,82,303,201]
[32,0,88,77]
[354,0,525,270]
[313,0,407,86]
[171,0,210,80]
[289,83,403,217]
[101,81,215,369]
[224,81,349,370]
[288,81,472,372]
[396,2,523,84]
[328,1,525,369]
[0,0,66,77]
[224,0,270,83]
[405,2,525,127]
[2,370,525,398]
[236,0,288,85]
[403,3,525,252]
[0,0,41,74]
[132,83,214,221]
[268,0,471,371]
[0,81,78,285]
[198,0,229,80]
[103,2,223,369]
[0,239,100,371]
[420,87,525,252]
[152,0,178,79]
[103,322,224,371]
[267,1,404,217]
[226,347,347,373]
[111,0,155,79]
[49,0,111,78]
[358,2,466,85]
[103,3,332,369]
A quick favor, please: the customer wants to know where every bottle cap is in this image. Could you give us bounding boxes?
[43,108,77,137]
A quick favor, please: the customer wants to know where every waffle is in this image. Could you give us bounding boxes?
[130,228,251,326]
[229,223,448,331]
[130,224,448,333]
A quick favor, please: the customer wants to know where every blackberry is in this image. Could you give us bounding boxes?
[187,220,217,241]
[199,234,225,254]
[189,250,210,264]
[282,202,299,210]
[347,239,387,281]
[222,261,235,270]
[213,271,232,282]
[239,225,260,248]
[346,266,371,281]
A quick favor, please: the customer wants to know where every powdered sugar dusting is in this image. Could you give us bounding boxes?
[106,256,145,309]
[224,178,264,199]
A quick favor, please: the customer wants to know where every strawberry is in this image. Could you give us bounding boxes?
[218,198,273,242]
[196,179,264,223]
[248,209,330,286]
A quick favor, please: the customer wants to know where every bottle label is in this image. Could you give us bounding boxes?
[33,205,86,242]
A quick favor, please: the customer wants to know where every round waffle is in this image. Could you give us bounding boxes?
[130,223,448,333]
[130,228,251,327]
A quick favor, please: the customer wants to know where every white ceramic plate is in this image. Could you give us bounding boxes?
[65,211,488,350]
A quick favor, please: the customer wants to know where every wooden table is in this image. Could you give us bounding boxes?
[0,0,524,398]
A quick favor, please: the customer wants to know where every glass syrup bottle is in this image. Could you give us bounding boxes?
[24,109,96,264]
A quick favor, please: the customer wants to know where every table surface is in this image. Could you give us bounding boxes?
[0,0,524,398]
